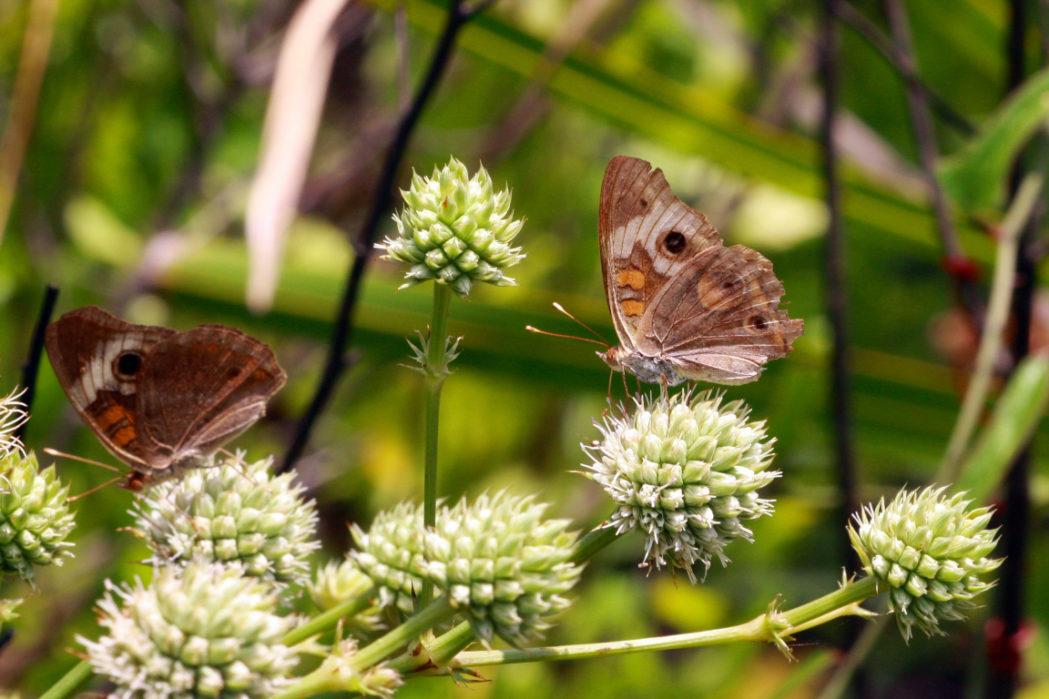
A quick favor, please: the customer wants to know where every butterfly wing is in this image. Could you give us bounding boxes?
[599,156,721,352]
[44,306,176,468]
[136,325,286,471]
[635,243,804,384]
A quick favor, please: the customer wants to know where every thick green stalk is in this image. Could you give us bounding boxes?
[283,587,376,645]
[442,577,878,668]
[421,283,454,607]
[39,660,93,699]
[352,596,455,671]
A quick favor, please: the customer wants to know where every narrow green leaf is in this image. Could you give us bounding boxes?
[955,356,1049,502]
[939,67,1049,212]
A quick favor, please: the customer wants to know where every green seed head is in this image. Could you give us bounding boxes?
[132,454,320,585]
[848,486,1002,641]
[423,491,582,645]
[583,389,778,582]
[378,157,525,297]
[0,451,75,582]
[79,561,298,697]
[350,501,427,615]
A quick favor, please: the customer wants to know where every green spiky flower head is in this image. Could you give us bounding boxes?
[131,454,320,585]
[849,486,1002,641]
[79,561,298,697]
[379,157,525,297]
[583,389,779,582]
[0,450,75,581]
[423,491,582,645]
[351,493,582,645]
[350,502,427,615]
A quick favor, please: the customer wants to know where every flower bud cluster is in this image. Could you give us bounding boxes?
[0,451,75,581]
[583,390,779,582]
[352,492,582,644]
[132,454,320,584]
[79,561,298,697]
[849,486,1002,640]
[379,157,524,297]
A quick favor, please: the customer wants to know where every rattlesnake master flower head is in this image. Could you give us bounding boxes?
[350,501,427,615]
[379,157,525,297]
[79,561,298,698]
[423,491,582,645]
[583,390,778,583]
[849,486,1002,642]
[0,450,75,581]
[131,454,320,585]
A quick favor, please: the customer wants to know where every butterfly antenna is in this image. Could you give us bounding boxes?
[67,474,126,502]
[44,447,123,474]
[552,302,608,344]
[526,303,610,348]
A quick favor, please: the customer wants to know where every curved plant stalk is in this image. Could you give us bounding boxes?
[939,172,1043,480]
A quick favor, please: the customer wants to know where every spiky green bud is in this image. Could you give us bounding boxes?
[583,390,778,582]
[79,561,298,698]
[423,492,582,645]
[849,486,1002,641]
[352,493,582,645]
[131,454,320,585]
[350,502,427,615]
[0,451,75,581]
[378,157,525,297]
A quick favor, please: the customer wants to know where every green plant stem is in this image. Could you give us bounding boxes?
[421,282,454,607]
[570,521,621,564]
[427,577,879,669]
[353,595,455,671]
[939,172,1044,480]
[39,660,94,699]
[283,587,376,646]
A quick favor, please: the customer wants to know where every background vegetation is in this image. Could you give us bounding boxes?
[1,0,1047,696]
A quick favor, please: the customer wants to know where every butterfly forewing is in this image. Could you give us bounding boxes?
[45,307,175,469]
[45,306,286,485]
[598,156,803,385]
[599,156,722,350]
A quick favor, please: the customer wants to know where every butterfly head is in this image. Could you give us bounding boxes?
[598,347,686,386]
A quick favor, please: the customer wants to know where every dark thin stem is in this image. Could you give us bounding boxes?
[279,1,475,473]
[835,1,974,136]
[819,0,857,564]
[987,1,1039,696]
[820,0,862,677]
[16,285,58,439]
[882,0,983,325]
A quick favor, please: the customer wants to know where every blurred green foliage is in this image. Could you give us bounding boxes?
[1,0,1047,696]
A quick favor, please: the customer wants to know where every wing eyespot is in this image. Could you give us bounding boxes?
[663,231,687,254]
[114,352,142,379]
[748,315,768,332]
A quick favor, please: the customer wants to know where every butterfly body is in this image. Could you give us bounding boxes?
[45,306,286,488]
[599,156,803,385]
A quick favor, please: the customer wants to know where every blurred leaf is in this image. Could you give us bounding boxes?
[956,355,1049,502]
[63,195,142,266]
[368,0,995,263]
[939,67,1049,212]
